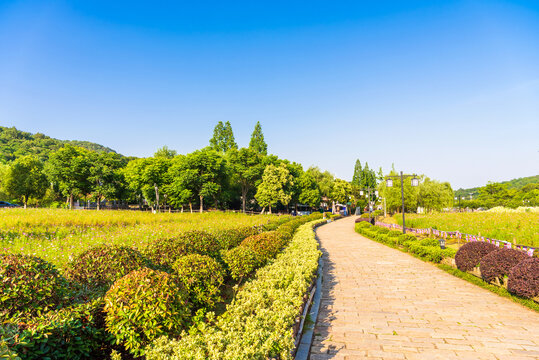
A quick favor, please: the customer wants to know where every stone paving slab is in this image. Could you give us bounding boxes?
[309,216,539,360]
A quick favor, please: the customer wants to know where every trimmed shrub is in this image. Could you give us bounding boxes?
[375,227,390,234]
[104,268,190,356]
[5,298,109,360]
[240,231,285,265]
[507,257,539,298]
[172,254,225,309]
[222,246,258,282]
[180,230,222,259]
[419,238,440,247]
[142,237,193,269]
[388,230,401,237]
[398,234,416,243]
[480,248,529,283]
[455,242,498,272]
[214,227,259,250]
[65,245,146,289]
[442,248,457,258]
[354,217,374,225]
[0,254,67,317]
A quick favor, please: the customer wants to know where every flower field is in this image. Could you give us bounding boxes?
[0,209,279,269]
[397,212,539,247]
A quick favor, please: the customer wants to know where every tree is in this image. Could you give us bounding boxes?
[123,157,172,211]
[154,146,177,159]
[167,149,227,212]
[227,148,265,213]
[298,172,321,208]
[88,152,126,210]
[352,160,362,187]
[46,145,92,209]
[0,163,10,201]
[249,121,267,155]
[305,166,334,208]
[4,156,48,208]
[418,177,453,212]
[210,121,237,153]
[255,164,293,213]
[331,179,352,205]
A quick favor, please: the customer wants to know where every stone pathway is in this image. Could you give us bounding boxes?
[310,216,539,360]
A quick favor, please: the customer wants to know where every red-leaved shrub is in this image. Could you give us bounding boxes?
[455,241,498,272]
[479,248,529,283]
[507,257,539,298]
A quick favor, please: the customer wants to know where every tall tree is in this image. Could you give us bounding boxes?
[255,164,293,213]
[46,145,92,209]
[210,121,237,153]
[227,147,265,213]
[352,159,362,187]
[249,121,267,155]
[4,156,48,208]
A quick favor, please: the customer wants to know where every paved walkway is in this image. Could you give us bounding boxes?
[310,216,539,360]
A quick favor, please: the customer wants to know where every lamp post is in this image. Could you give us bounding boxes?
[385,171,419,234]
[359,188,379,217]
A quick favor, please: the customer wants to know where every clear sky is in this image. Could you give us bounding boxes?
[1,1,538,189]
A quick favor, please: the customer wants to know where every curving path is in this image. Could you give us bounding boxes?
[310,216,539,360]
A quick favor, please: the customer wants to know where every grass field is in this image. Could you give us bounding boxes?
[0,208,280,269]
[396,212,539,247]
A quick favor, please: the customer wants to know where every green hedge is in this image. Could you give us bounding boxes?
[355,225,454,263]
[145,219,325,360]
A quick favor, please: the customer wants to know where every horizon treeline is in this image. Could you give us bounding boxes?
[1,123,536,212]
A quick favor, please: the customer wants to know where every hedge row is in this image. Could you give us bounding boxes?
[146,219,326,360]
[354,222,456,262]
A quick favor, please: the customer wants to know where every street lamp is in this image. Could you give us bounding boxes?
[385,171,419,234]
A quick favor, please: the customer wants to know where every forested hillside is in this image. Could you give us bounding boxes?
[0,126,117,163]
[455,175,539,197]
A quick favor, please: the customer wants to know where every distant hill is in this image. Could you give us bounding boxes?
[0,126,118,163]
[455,175,539,197]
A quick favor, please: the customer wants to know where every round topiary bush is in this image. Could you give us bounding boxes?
[172,254,225,308]
[214,227,259,250]
[65,245,147,288]
[180,230,222,259]
[507,257,539,298]
[142,237,193,269]
[0,254,67,316]
[104,268,190,356]
[455,241,498,272]
[240,231,285,264]
[480,248,529,283]
[222,246,258,282]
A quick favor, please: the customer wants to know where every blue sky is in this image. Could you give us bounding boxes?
[1,1,538,189]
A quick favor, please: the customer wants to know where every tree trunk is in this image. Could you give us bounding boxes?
[260,206,265,214]
[154,183,160,213]
[97,195,101,210]
[199,195,203,213]
[269,205,272,214]
[23,195,27,209]
[241,186,248,213]
[189,202,193,213]
[69,194,74,210]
